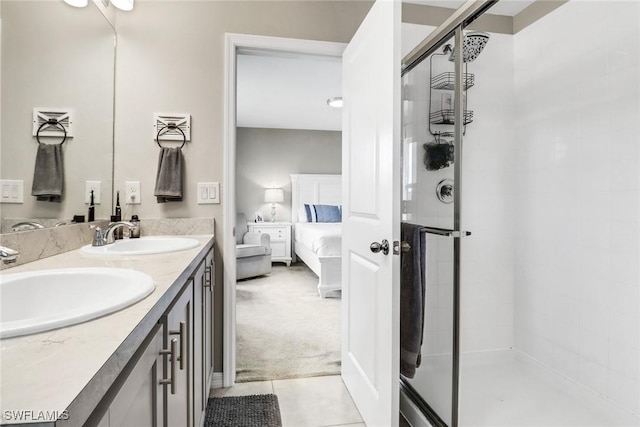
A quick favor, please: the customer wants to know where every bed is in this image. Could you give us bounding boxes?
[290,174,342,298]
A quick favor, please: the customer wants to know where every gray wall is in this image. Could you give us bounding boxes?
[1,1,115,222]
[236,128,342,223]
[113,0,371,373]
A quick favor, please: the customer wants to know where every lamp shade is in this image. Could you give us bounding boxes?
[264,188,284,203]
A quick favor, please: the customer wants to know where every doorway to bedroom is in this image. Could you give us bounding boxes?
[233,45,344,383]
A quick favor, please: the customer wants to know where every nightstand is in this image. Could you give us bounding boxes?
[247,222,292,266]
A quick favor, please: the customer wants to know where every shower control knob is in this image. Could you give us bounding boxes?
[370,239,390,255]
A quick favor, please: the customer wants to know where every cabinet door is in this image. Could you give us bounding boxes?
[165,281,193,427]
[193,249,215,426]
[204,249,214,393]
[270,241,286,258]
[105,323,165,427]
[191,259,206,427]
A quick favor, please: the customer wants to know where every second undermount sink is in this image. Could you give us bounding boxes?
[80,236,200,257]
[0,268,155,339]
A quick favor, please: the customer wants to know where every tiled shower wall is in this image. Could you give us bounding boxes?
[513,1,640,414]
[402,23,517,355]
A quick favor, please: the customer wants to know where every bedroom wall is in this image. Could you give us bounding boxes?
[236,127,342,223]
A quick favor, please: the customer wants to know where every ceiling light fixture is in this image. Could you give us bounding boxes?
[64,0,88,7]
[327,97,343,108]
[110,0,134,11]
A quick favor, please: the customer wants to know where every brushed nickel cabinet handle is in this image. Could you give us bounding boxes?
[169,321,186,370]
[204,265,212,288]
[159,338,178,394]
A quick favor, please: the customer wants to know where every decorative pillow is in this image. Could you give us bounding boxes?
[304,204,341,223]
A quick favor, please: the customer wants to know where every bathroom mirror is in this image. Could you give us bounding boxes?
[0,0,115,233]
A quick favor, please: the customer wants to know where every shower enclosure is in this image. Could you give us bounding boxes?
[399,1,640,426]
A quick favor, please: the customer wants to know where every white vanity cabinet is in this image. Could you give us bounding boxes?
[91,246,215,427]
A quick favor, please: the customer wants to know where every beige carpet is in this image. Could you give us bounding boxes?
[236,263,341,382]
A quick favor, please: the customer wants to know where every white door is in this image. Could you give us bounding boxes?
[341,1,401,426]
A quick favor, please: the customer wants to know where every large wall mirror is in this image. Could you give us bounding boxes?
[0,0,115,233]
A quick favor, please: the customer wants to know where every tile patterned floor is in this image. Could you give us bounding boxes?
[211,374,411,427]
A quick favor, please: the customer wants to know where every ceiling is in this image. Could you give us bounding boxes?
[236,1,536,132]
[237,51,342,132]
[404,0,536,16]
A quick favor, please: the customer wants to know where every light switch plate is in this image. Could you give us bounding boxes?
[197,182,220,204]
[85,181,101,204]
[125,181,141,204]
[0,180,24,204]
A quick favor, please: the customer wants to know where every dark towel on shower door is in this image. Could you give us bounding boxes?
[154,147,183,203]
[400,222,426,378]
[31,143,64,202]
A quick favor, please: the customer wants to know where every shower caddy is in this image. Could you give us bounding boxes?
[428,48,475,140]
[423,46,476,174]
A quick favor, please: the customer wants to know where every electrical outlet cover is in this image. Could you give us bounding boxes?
[125,181,141,204]
[85,181,101,204]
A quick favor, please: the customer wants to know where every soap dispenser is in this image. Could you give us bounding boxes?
[130,215,140,238]
[88,190,95,222]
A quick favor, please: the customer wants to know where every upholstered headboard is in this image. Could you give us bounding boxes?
[290,174,342,223]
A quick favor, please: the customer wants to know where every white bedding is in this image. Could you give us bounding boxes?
[294,223,342,256]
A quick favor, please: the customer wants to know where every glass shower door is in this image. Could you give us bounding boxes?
[400,32,459,427]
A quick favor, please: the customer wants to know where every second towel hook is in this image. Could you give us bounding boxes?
[156,123,186,149]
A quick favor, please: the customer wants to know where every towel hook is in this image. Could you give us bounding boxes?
[156,123,186,149]
[36,119,67,145]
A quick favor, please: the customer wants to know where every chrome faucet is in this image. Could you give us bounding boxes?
[91,221,136,246]
[0,246,19,264]
[11,221,45,232]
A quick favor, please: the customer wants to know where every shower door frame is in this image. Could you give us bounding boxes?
[400,1,498,426]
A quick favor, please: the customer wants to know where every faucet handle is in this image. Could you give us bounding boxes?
[0,246,19,264]
[91,226,106,247]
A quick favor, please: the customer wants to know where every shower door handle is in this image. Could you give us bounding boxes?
[370,239,390,255]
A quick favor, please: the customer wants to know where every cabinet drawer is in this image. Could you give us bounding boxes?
[253,227,287,240]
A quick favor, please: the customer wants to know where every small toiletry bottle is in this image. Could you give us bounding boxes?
[88,190,95,222]
[114,191,123,239]
[130,215,140,239]
[115,191,122,219]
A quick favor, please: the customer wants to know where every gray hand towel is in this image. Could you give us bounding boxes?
[154,147,183,203]
[31,143,64,203]
[400,222,426,378]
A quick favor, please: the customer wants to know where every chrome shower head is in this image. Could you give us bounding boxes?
[445,31,490,63]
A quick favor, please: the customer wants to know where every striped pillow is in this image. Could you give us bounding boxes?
[304,204,342,223]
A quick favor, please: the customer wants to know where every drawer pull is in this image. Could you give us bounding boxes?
[169,321,186,370]
[204,265,212,288]
[159,338,178,394]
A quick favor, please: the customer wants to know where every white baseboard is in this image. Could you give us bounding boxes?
[211,372,224,389]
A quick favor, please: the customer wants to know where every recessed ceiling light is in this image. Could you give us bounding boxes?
[111,0,134,11]
[327,97,343,108]
[64,0,88,7]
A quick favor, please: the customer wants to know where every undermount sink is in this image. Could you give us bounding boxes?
[0,268,155,339]
[80,236,200,257]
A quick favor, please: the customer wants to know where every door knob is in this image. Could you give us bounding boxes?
[370,239,390,255]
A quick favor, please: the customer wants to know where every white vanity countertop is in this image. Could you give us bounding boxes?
[0,235,214,426]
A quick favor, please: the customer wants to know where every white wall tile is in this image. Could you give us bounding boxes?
[513,0,640,414]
